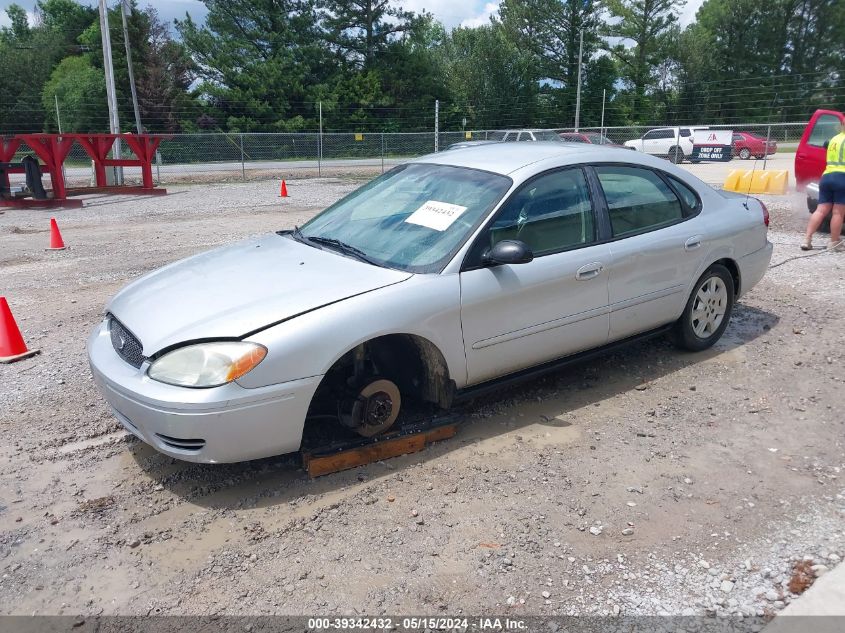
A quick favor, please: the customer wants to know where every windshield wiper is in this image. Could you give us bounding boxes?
[288,227,381,266]
[305,236,382,266]
[290,225,310,245]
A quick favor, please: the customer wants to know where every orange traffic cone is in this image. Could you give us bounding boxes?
[0,297,39,363]
[47,218,66,251]
[279,180,288,198]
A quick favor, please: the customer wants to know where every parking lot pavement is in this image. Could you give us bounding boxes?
[0,179,843,617]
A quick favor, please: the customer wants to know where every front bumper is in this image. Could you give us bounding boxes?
[87,319,322,463]
[737,241,773,299]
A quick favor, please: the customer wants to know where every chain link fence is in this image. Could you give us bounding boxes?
[4,122,809,189]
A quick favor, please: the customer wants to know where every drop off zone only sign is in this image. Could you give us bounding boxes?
[692,129,733,161]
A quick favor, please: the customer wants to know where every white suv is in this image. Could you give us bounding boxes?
[624,126,708,163]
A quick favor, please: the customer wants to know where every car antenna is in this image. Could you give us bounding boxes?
[744,92,778,209]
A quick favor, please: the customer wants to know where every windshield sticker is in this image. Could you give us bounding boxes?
[405,200,468,231]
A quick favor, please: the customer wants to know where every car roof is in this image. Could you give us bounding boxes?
[411,141,661,176]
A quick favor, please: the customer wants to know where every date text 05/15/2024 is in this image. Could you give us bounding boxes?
[307,617,528,630]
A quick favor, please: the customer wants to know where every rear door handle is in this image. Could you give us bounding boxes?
[576,262,604,280]
[684,236,702,251]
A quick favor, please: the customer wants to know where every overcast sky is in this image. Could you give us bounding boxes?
[1,0,705,31]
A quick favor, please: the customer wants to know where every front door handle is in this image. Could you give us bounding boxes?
[576,262,604,280]
[684,236,702,251]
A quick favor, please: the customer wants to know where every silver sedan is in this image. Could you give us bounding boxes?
[88,143,773,463]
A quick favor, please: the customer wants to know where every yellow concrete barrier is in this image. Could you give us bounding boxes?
[723,169,789,195]
[724,170,743,191]
[768,170,788,194]
[749,171,771,193]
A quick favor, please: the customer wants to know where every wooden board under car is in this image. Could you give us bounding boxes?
[301,422,457,478]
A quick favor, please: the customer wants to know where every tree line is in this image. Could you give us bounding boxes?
[1,0,843,135]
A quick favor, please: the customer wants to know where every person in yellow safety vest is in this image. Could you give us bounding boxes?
[802,123,845,252]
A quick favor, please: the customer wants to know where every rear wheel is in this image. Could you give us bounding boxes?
[668,146,684,163]
[738,148,751,160]
[674,264,734,351]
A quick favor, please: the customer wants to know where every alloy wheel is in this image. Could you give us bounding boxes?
[690,276,728,339]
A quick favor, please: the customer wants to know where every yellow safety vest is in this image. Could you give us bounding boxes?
[824,132,845,175]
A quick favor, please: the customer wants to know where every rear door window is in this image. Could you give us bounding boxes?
[595,166,684,237]
[666,175,701,213]
[808,114,842,147]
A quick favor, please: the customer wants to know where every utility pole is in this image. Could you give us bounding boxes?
[121,0,143,134]
[600,88,606,139]
[574,29,584,132]
[434,99,439,152]
[54,95,63,133]
[98,0,123,183]
[56,95,68,185]
[318,101,323,176]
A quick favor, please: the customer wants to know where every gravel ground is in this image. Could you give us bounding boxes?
[0,177,843,619]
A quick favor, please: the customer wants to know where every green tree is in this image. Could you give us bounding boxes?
[135,8,197,132]
[41,55,109,132]
[177,0,331,131]
[580,55,623,127]
[319,0,415,69]
[1,3,31,42]
[0,3,72,133]
[605,0,684,123]
[441,23,539,129]
[38,0,97,37]
[500,0,604,124]
[676,0,845,123]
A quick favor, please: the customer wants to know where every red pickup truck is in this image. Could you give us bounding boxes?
[795,109,845,228]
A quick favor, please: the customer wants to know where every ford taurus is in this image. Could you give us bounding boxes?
[88,143,773,463]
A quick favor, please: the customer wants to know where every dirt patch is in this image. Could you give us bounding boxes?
[5,226,47,235]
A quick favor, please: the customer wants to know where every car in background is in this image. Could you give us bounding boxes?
[795,109,845,230]
[490,129,564,142]
[624,126,708,163]
[731,132,777,160]
[558,132,625,148]
[88,142,772,463]
[446,140,502,151]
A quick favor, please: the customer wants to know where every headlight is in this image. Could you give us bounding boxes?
[147,342,267,388]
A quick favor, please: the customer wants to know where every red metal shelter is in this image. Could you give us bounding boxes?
[1,133,168,208]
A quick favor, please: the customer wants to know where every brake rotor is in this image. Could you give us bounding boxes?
[350,379,401,438]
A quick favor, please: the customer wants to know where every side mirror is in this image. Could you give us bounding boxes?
[484,240,534,266]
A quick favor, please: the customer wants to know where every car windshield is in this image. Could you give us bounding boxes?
[295,164,512,273]
[534,131,564,142]
[584,133,613,145]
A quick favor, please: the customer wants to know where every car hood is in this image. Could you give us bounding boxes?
[107,233,412,355]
